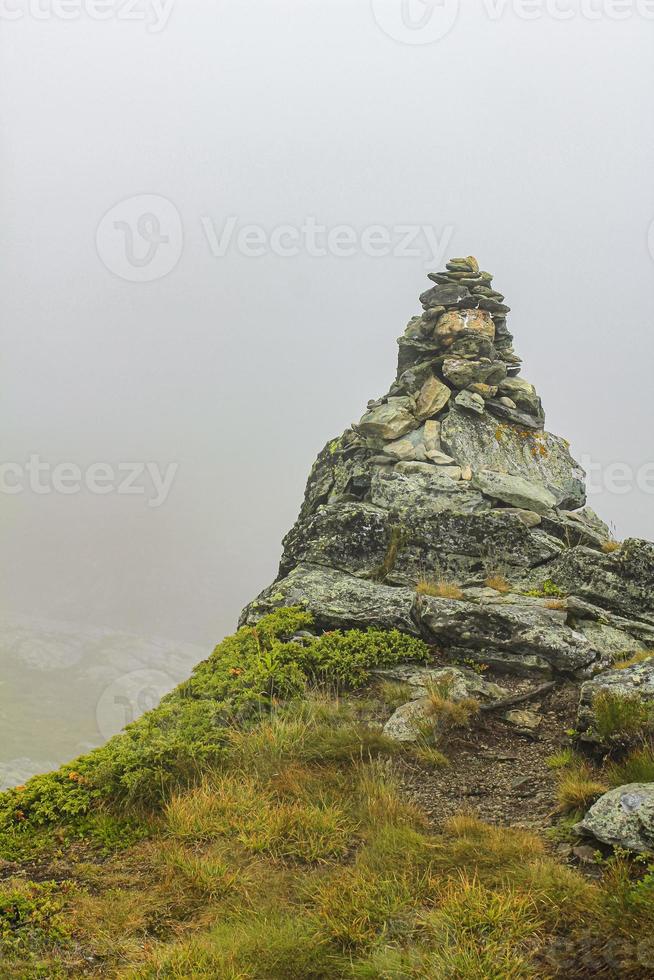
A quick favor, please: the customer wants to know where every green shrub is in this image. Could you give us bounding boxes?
[0,609,428,839]
[592,692,654,743]
[0,881,71,955]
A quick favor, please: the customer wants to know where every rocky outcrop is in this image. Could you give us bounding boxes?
[241,257,654,681]
[576,784,654,854]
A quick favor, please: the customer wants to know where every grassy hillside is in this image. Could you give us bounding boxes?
[1,610,653,978]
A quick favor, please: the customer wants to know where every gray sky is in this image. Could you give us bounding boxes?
[1,1,653,649]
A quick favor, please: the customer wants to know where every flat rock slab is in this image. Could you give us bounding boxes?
[418,593,599,674]
[441,407,586,509]
[576,783,654,854]
[240,563,420,635]
[472,469,557,515]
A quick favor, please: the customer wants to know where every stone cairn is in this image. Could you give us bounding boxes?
[359,254,545,471]
[242,257,654,686]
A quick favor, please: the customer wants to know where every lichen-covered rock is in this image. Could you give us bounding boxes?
[550,539,654,624]
[576,784,654,854]
[441,407,586,509]
[471,469,557,514]
[241,563,420,634]
[418,592,599,673]
[414,375,451,420]
[577,658,654,733]
[357,398,416,441]
[279,500,561,587]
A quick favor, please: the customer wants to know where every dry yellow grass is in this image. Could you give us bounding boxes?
[555,765,608,814]
[545,599,567,610]
[601,539,621,553]
[485,574,511,593]
[612,650,654,670]
[416,577,464,600]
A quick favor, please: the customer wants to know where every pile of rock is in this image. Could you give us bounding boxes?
[357,256,546,480]
[241,258,654,684]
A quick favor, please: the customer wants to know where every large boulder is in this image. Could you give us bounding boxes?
[576,784,654,854]
[550,540,654,624]
[241,563,420,635]
[418,592,599,674]
[441,407,586,509]
[280,499,562,586]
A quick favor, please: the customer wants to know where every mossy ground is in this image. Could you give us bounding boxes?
[2,610,654,978]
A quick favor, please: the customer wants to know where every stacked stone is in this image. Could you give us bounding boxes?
[354,256,545,470]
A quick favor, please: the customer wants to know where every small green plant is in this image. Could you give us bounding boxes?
[0,880,72,955]
[378,680,414,710]
[592,692,654,743]
[524,578,566,599]
[606,743,654,787]
[546,748,579,770]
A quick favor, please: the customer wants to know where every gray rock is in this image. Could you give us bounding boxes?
[491,507,542,528]
[455,390,486,415]
[383,696,432,741]
[486,399,544,430]
[240,563,420,635]
[414,375,452,420]
[357,398,416,441]
[369,466,488,516]
[418,592,599,673]
[575,621,646,668]
[503,708,541,730]
[576,784,654,854]
[578,658,654,733]
[441,407,586,509]
[382,665,508,742]
[374,664,508,702]
[550,539,654,624]
[419,283,471,308]
[442,357,506,389]
[472,469,557,515]
[497,378,543,417]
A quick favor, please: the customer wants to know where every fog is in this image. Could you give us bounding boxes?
[1,2,653,777]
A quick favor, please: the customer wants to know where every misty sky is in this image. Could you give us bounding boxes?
[1,1,653,652]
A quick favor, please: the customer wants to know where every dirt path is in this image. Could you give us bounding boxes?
[395,677,580,833]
